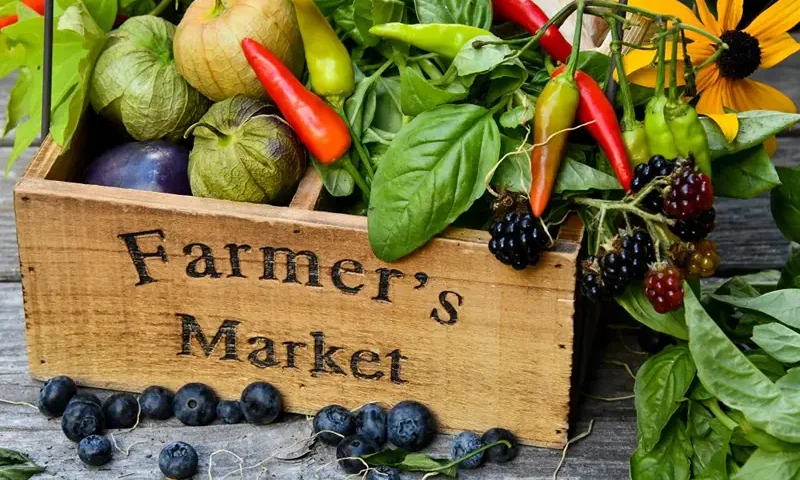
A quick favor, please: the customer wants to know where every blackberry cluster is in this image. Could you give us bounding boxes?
[671,208,716,241]
[630,155,677,212]
[663,167,714,219]
[488,212,552,270]
[581,230,656,300]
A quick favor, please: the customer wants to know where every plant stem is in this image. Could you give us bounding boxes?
[703,400,740,431]
[572,197,676,226]
[148,0,173,16]
[653,28,667,95]
[508,1,578,60]
[341,157,371,198]
[418,58,442,80]
[331,99,376,182]
[694,44,728,71]
[473,37,533,48]
[566,0,585,78]
[669,32,679,101]
[610,19,636,125]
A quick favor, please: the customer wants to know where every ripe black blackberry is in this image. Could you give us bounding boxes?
[600,252,634,295]
[619,230,656,279]
[630,155,677,213]
[581,270,605,301]
[670,208,716,241]
[488,212,552,270]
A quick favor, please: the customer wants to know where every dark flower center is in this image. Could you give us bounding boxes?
[717,30,762,80]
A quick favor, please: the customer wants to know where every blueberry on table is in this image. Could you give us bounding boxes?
[103,393,139,429]
[336,435,379,474]
[62,401,105,442]
[367,465,400,480]
[38,376,77,417]
[217,400,245,424]
[159,441,198,479]
[355,403,387,447]
[481,428,519,464]
[69,393,102,408]
[387,401,436,452]
[140,386,174,420]
[78,435,113,466]
[173,383,218,426]
[314,405,355,445]
[451,431,485,469]
[240,382,281,425]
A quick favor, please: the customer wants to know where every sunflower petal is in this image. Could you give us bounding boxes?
[620,45,685,87]
[708,113,740,142]
[694,0,720,36]
[696,77,740,142]
[764,136,778,157]
[744,0,800,42]
[717,0,744,32]
[729,78,799,113]
[627,0,706,41]
[695,65,720,94]
[759,33,800,69]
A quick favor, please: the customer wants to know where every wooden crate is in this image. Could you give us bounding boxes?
[14,119,592,448]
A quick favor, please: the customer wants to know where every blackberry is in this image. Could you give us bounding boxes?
[600,252,634,296]
[630,155,677,212]
[670,208,716,241]
[619,230,656,279]
[664,167,714,219]
[645,266,685,314]
[488,212,552,270]
[581,270,605,302]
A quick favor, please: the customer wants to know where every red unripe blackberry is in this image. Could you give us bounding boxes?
[687,241,721,278]
[663,168,714,220]
[645,266,685,314]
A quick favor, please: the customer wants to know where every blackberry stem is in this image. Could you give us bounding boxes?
[573,198,676,227]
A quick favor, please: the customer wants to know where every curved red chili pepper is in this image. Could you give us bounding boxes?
[554,65,633,191]
[241,38,351,164]
[492,0,572,64]
[0,0,45,29]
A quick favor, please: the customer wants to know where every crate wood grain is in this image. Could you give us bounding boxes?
[15,137,585,448]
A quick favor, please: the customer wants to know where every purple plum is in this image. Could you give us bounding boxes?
[83,141,191,195]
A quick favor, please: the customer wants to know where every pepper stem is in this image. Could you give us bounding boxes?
[669,32,679,101]
[609,18,636,125]
[509,1,578,60]
[565,0,585,78]
[147,0,172,17]
[653,27,667,97]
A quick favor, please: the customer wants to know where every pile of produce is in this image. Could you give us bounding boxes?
[2,0,800,477]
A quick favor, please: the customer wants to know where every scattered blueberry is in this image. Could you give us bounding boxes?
[451,431,485,469]
[314,405,355,445]
[367,465,401,480]
[158,441,198,479]
[103,393,139,429]
[173,383,218,426]
[355,403,387,447]
[69,393,102,408]
[387,401,436,452]
[481,428,519,463]
[61,401,105,442]
[140,386,174,420]
[38,376,77,417]
[240,382,281,425]
[217,400,245,424]
[336,434,378,474]
[78,435,113,466]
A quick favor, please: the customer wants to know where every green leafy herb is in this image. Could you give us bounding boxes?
[779,244,800,290]
[486,63,527,104]
[711,145,781,199]
[776,367,800,397]
[745,351,788,382]
[709,290,800,330]
[313,155,356,198]
[399,66,469,116]
[630,417,693,480]
[688,402,733,479]
[703,111,800,160]
[733,448,800,480]
[617,285,689,340]
[413,0,492,29]
[752,323,800,364]
[771,167,800,244]
[368,104,500,261]
[0,449,45,480]
[453,35,513,76]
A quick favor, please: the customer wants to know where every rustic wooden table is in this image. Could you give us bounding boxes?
[1,52,798,479]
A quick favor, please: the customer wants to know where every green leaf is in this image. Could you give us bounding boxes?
[752,323,800,364]
[688,378,714,401]
[575,51,612,86]
[709,290,800,330]
[617,285,689,340]
[313,156,355,197]
[399,67,469,116]
[630,418,692,480]
[346,70,383,137]
[635,345,696,452]
[779,244,800,290]
[413,0,492,29]
[353,0,405,46]
[453,35,512,76]
[776,367,800,398]
[745,351,788,382]
[688,403,733,479]
[0,449,45,480]
[499,99,534,129]
[703,111,800,160]
[368,104,500,261]
[771,167,800,243]
[711,145,781,199]
[314,0,351,16]
[684,286,800,444]
[373,76,403,135]
[486,62,527,104]
[554,157,622,193]
[733,449,800,480]
[82,0,117,32]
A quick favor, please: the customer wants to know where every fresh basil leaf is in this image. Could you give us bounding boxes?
[745,351,788,382]
[373,76,403,134]
[771,167,800,243]
[353,0,405,46]
[332,3,364,44]
[732,449,800,480]
[704,111,800,160]
[82,0,117,32]
[617,285,689,340]
[688,378,714,401]
[499,101,534,129]
[575,51,611,86]
[0,450,35,467]
[780,244,800,290]
[630,418,692,480]
[776,367,800,398]
[399,67,469,116]
[314,0,351,15]
[0,449,45,480]
[732,271,782,294]
[486,62,527,104]
[413,0,492,29]
[346,71,383,137]
[368,104,500,261]
[555,157,621,193]
[313,156,355,197]
[712,145,781,199]
[688,403,733,479]
[712,276,761,298]
[709,290,800,330]
[453,35,511,76]
[635,345,696,452]
[752,323,800,364]
[685,287,800,444]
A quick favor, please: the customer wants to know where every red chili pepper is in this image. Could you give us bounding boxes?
[553,65,633,191]
[492,0,572,64]
[0,0,45,29]
[241,38,351,164]
[0,14,17,28]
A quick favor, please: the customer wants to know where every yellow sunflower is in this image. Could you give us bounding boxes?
[622,0,800,148]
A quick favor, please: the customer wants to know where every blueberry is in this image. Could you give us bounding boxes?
[217,400,245,424]
[240,382,281,425]
[336,435,378,474]
[387,401,436,452]
[69,393,102,408]
[140,386,174,420]
[61,401,105,442]
[355,403,387,447]
[78,435,113,466]
[367,465,401,480]
[451,432,485,469]
[158,441,198,479]
[481,428,519,464]
[38,376,77,417]
[173,383,217,426]
[103,393,139,429]
[314,405,355,445]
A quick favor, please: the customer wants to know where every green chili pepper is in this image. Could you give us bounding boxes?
[369,23,493,59]
[294,0,355,101]
[622,120,650,167]
[610,22,650,168]
[644,35,679,159]
[665,99,713,177]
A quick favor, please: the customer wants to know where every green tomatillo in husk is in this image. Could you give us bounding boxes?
[186,95,307,205]
[90,16,210,142]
